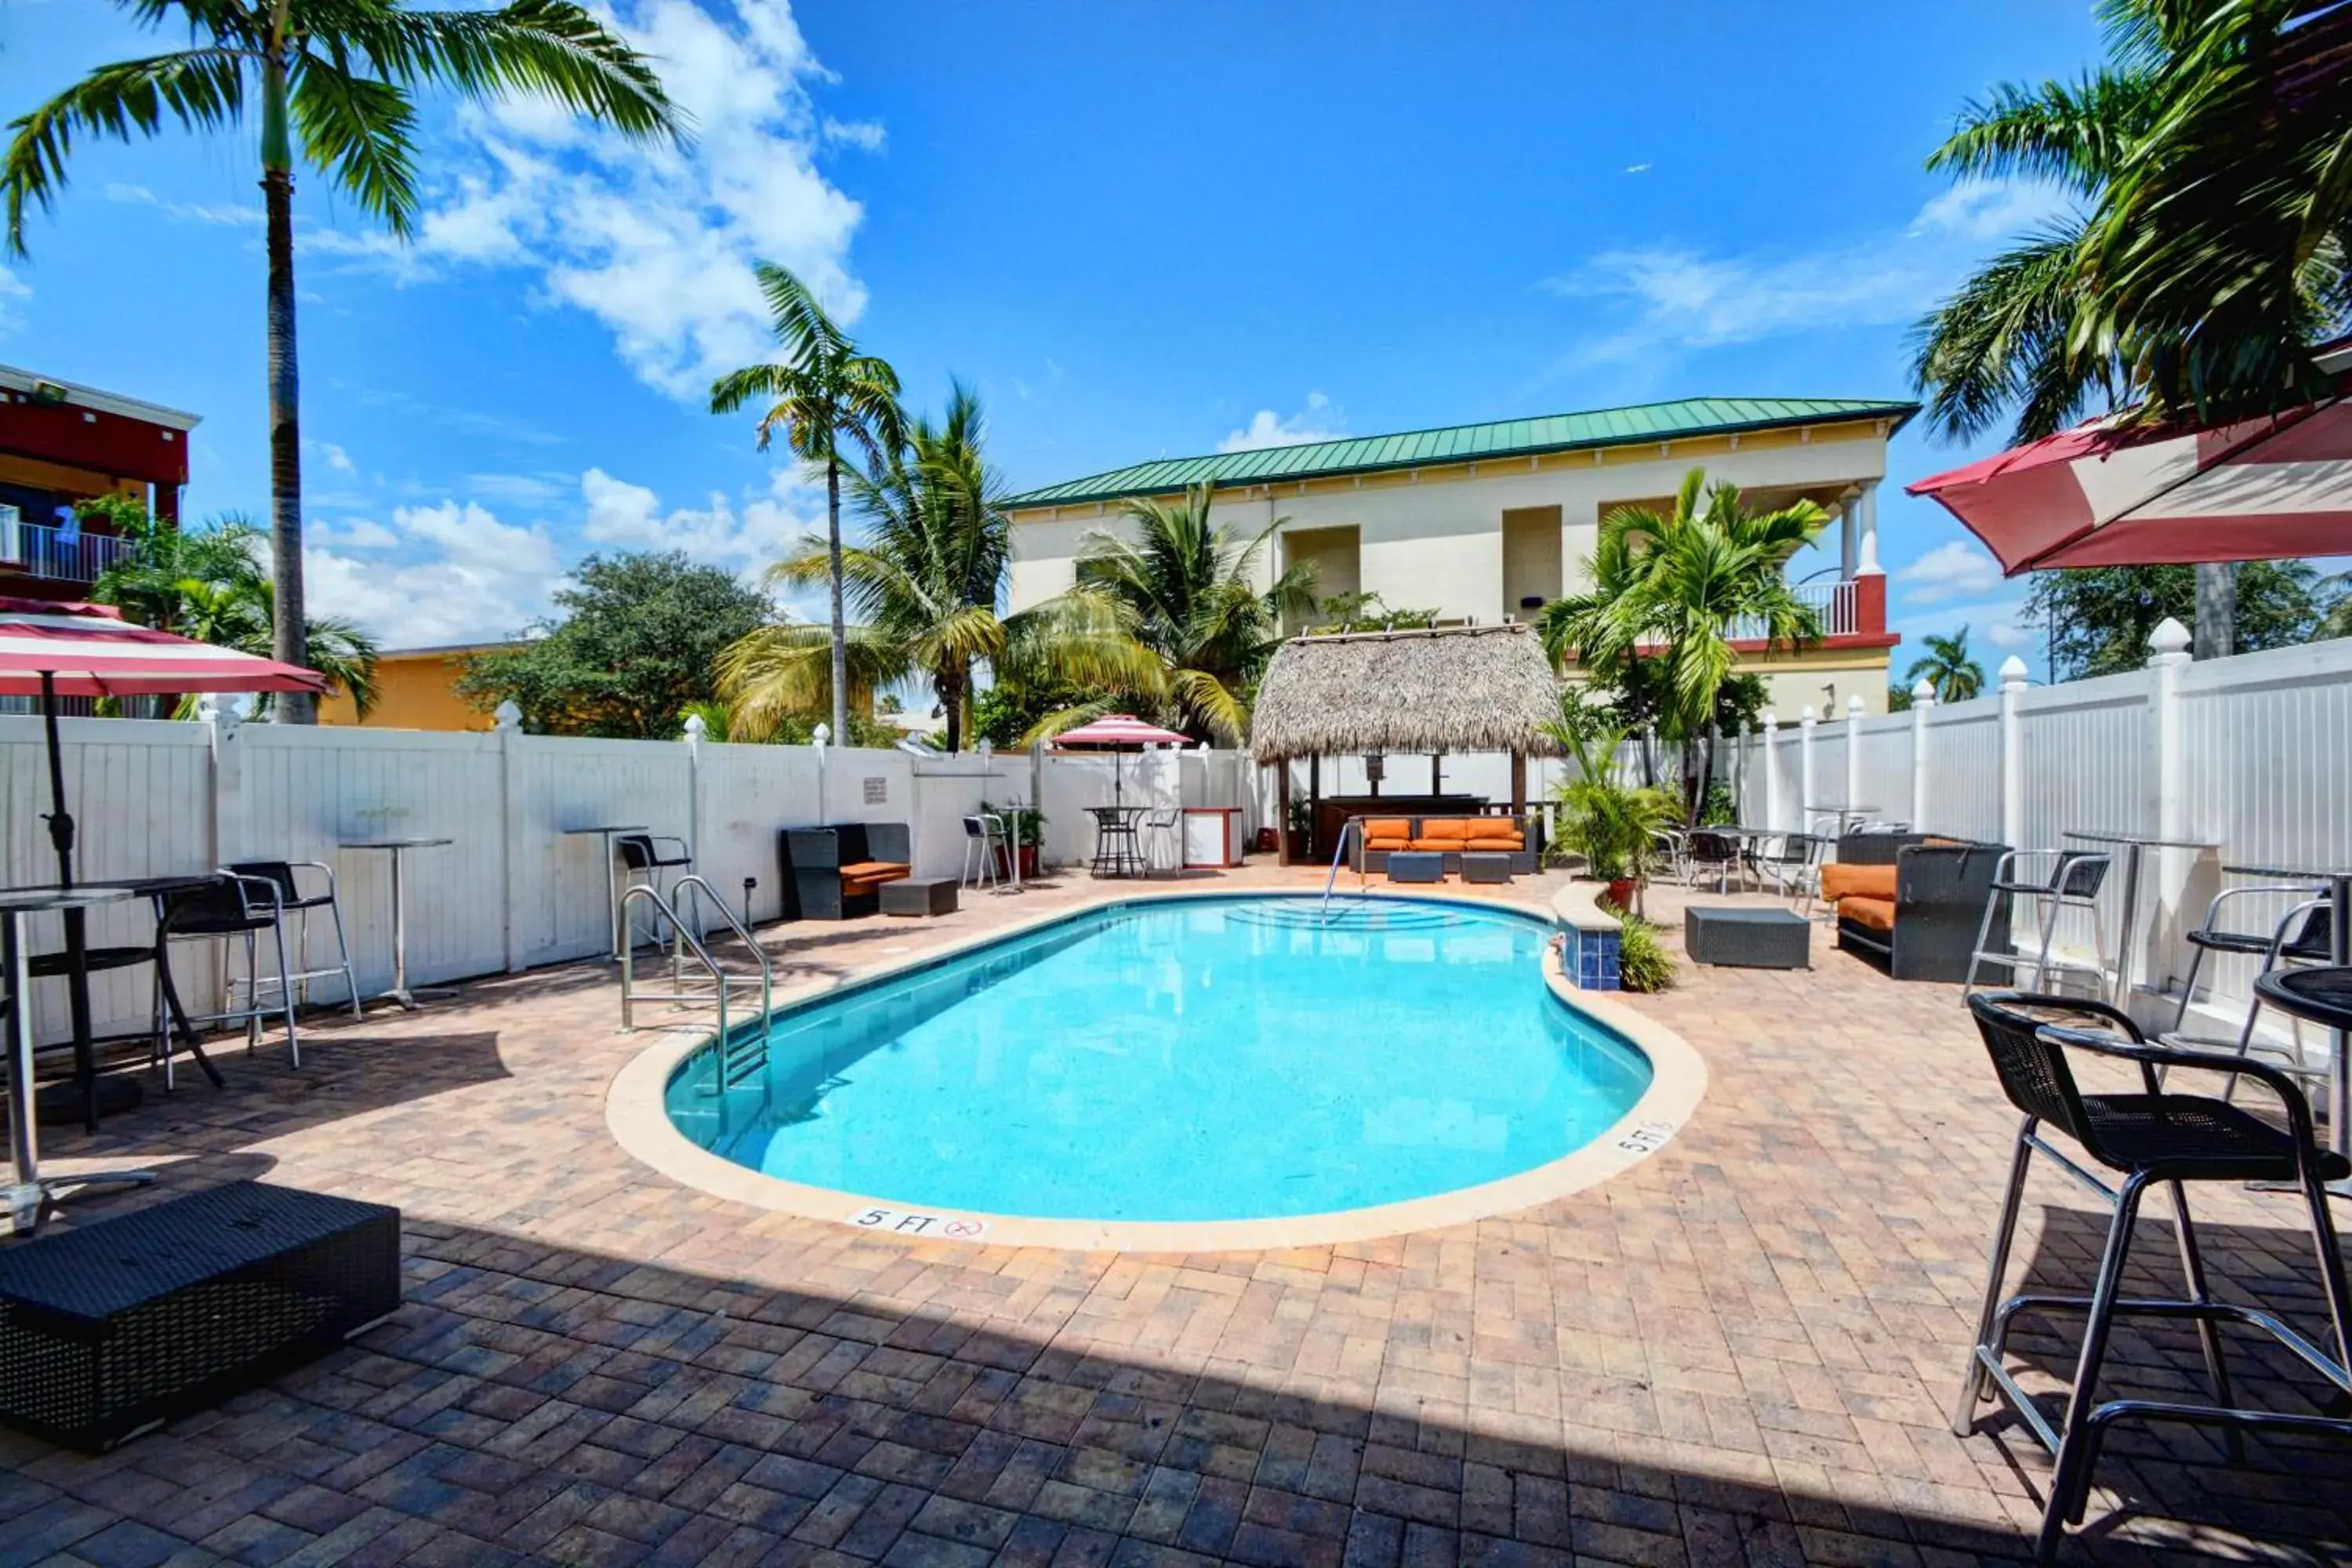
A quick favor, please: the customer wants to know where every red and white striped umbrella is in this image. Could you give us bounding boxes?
[0,596,326,698]
[1050,713,1192,749]
[1907,398,2352,571]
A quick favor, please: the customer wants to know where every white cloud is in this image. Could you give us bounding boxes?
[304,499,564,644]
[580,465,822,577]
[822,118,887,152]
[1623,162,1651,175]
[313,0,871,401]
[106,182,263,227]
[1896,539,2007,604]
[307,440,356,474]
[1548,176,2075,362]
[1984,620,2034,651]
[1218,392,1344,452]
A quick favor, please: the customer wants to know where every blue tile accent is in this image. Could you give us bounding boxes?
[1562,922,1622,992]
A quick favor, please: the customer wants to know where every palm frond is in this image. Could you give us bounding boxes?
[4,49,248,255]
[289,56,419,234]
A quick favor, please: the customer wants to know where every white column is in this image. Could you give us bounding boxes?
[200,695,245,867]
[2147,616,2194,996]
[1909,679,1935,829]
[683,711,709,927]
[1798,705,1818,833]
[1760,711,1780,830]
[1838,490,1858,580]
[1998,656,2028,851]
[1844,692,1864,813]
[1856,480,1882,576]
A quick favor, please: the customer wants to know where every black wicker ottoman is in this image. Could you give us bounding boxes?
[0,1181,401,1450]
[1461,851,1514,885]
[1388,851,1444,884]
[1685,906,1811,969]
[880,877,958,917]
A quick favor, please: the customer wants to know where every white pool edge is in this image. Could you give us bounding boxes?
[605,886,1708,1253]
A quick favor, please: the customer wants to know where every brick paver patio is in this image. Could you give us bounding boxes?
[5,868,2347,1567]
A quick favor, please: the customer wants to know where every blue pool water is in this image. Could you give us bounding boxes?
[665,896,1651,1222]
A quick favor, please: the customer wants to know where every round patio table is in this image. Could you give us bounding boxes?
[1085,805,1146,879]
[2253,967,2352,1198]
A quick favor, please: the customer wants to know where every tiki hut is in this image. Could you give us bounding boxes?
[1250,623,1562,863]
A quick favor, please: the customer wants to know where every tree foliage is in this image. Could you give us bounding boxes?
[1304,591,1438,635]
[2022,561,2339,678]
[456,551,770,737]
[1905,627,1989,702]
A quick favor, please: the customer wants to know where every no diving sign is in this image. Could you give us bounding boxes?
[851,1207,989,1241]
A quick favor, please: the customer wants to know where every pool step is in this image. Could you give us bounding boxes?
[1224,901,1463,932]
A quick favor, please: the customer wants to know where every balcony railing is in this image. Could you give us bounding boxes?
[1726,579,1857,641]
[2,518,134,583]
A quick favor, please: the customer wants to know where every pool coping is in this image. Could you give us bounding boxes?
[604,884,1709,1253]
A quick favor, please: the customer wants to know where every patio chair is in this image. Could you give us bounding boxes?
[2159,890,2335,1099]
[960,814,1006,891]
[1964,849,2111,998]
[1686,830,1741,895]
[1649,826,1690,887]
[1747,832,1825,914]
[618,833,698,946]
[1142,808,1181,876]
[161,870,303,1067]
[1953,992,2352,1564]
[225,860,361,1019]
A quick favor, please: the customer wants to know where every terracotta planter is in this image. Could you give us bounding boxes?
[993,845,1041,880]
[1253,827,1278,855]
[1287,831,1311,862]
[1604,878,1638,912]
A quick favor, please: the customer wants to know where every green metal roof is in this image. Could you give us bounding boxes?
[1003,395,1918,510]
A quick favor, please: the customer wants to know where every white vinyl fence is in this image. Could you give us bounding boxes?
[1724,622,2352,1039]
[1,708,1250,1046]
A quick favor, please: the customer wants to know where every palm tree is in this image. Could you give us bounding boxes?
[1537,468,1827,821]
[5,2,678,722]
[1911,0,2352,661]
[719,384,1156,750]
[710,263,906,746]
[92,513,380,716]
[1905,627,1987,704]
[1061,483,1316,744]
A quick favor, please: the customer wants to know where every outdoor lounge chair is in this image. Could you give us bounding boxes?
[1820,838,2008,982]
[779,823,913,920]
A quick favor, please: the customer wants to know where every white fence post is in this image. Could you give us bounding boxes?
[683,711,708,897]
[1760,711,1780,829]
[2147,616,2194,996]
[1844,694,1864,814]
[495,701,525,973]
[1998,658,2027,850]
[1798,705,1817,831]
[1910,679,1935,829]
[200,695,244,866]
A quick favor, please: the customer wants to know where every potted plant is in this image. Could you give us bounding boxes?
[1285,796,1313,862]
[1552,727,1677,912]
[981,801,1047,879]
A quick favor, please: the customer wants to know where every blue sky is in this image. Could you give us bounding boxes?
[2,0,2106,670]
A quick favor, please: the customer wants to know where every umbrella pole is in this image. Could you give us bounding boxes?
[39,673,100,1135]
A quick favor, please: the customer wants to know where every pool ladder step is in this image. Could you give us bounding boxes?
[619,876,775,1089]
[1227,902,1460,931]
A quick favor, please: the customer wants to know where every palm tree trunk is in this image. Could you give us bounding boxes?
[826,456,848,744]
[939,666,964,754]
[2194,562,2235,660]
[260,47,311,721]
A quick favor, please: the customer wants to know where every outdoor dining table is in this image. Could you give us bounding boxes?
[2063,829,2220,1006]
[563,825,648,961]
[338,838,455,1010]
[1805,804,1879,835]
[1085,805,1147,879]
[2229,859,2352,1196]
[2,884,163,1236]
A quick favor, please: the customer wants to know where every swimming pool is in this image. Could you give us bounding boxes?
[659,895,1658,1233]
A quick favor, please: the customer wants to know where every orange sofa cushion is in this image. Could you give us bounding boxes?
[839,860,911,898]
[1363,818,1413,843]
[1839,895,1896,932]
[1365,837,1411,852]
[1417,818,1475,842]
[1820,863,1896,903]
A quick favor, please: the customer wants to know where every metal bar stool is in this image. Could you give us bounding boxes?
[2160,890,2333,1096]
[1142,808,1181,877]
[226,859,361,1019]
[1955,992,2352,1564]
[1686,830,1740,895]
[1966,850,2113,997]
[617,834,697,948]
[960,814,1006,891]
[161,871,303,1066]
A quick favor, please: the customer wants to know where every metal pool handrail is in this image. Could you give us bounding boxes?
[619,877,775,1088]
[1320,817,1365,922]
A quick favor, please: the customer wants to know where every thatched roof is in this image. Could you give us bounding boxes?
[1250,622,1562,764]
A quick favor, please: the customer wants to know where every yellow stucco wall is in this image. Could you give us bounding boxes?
[320,645,506,731]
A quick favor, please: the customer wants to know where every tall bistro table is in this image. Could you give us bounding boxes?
[2230,859,2352,1197]
[1084,805,1147,879]
[337,838,455,1010]
[1805,804,1881,836]
[2060,829,2219,1006]
[2,885,160,1236]
[563,825,648,961]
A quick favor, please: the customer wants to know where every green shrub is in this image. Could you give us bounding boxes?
[1617,915,1676,993]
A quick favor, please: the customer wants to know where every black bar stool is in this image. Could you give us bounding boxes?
[1955,991,2352,1563]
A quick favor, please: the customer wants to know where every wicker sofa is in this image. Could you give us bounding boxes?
[779,822,913,920]
[1819,833,2010,982]
[1353,815,1537,877]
